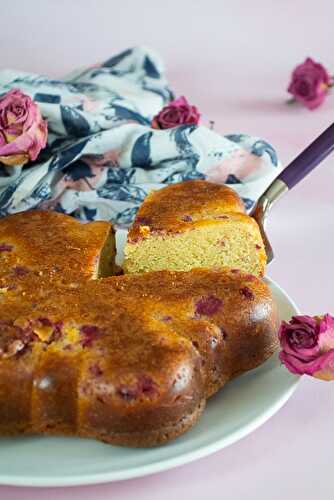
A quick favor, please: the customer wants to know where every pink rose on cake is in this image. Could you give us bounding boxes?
[287,58,333,110]
[0,88,48,166]
[151,96,200,129]
[279,314,334,380]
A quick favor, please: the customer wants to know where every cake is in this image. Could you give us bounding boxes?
[124,180,266,276]
[0,210,278,447]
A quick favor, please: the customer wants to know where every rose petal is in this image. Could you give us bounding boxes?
[313,349,334,380]
[0,117,47,162]
[0,131,6,147]
[279,348,334,378]
[290,315,317,329]
[279,351,304,375]
[318,314,334,351]
[0,153,29,166]
[170,96,189,107]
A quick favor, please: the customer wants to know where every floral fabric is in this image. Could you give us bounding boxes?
[0,47,281,226]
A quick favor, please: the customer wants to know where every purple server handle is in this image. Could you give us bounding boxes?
[278,122,334,189]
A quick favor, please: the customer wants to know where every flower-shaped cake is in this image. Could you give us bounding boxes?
[0,210,278,447]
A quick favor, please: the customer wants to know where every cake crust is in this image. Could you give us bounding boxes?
[128,179,245,242]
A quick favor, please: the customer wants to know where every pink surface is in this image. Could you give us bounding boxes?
[1,0,333,498]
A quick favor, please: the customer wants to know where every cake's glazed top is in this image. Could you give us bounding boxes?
[128,180,247,242]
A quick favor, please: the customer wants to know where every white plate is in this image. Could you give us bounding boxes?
[0,231,299,487]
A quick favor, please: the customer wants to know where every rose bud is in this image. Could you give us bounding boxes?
[279,314,334,380]
[287,57,332,110]
[151,96,200,129]
[0,88,48,167]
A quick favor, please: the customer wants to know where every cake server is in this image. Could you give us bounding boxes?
[251,122,334,263]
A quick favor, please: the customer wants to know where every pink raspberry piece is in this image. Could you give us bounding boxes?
[239,286,254,300]
[80,325,101,348]
[0,243,13,252]
[195,295,223,316]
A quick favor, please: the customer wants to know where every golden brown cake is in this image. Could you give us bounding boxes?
[124,180,266,276]
[0,210,278,447]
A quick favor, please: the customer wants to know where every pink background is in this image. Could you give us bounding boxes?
[1,0,333,498]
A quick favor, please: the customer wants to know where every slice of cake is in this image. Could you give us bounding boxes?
[123,180,266,276]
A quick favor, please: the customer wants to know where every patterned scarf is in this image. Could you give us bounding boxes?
[0,47,280,226]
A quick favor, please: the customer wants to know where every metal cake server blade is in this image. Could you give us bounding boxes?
[251,123,334,264]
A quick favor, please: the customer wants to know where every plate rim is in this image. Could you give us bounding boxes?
[0,276,300,487]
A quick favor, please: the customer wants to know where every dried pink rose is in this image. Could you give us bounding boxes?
[151,96,200,129]
[279,314,334,380]
[287,58,332,110]
[0,88,48,166]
